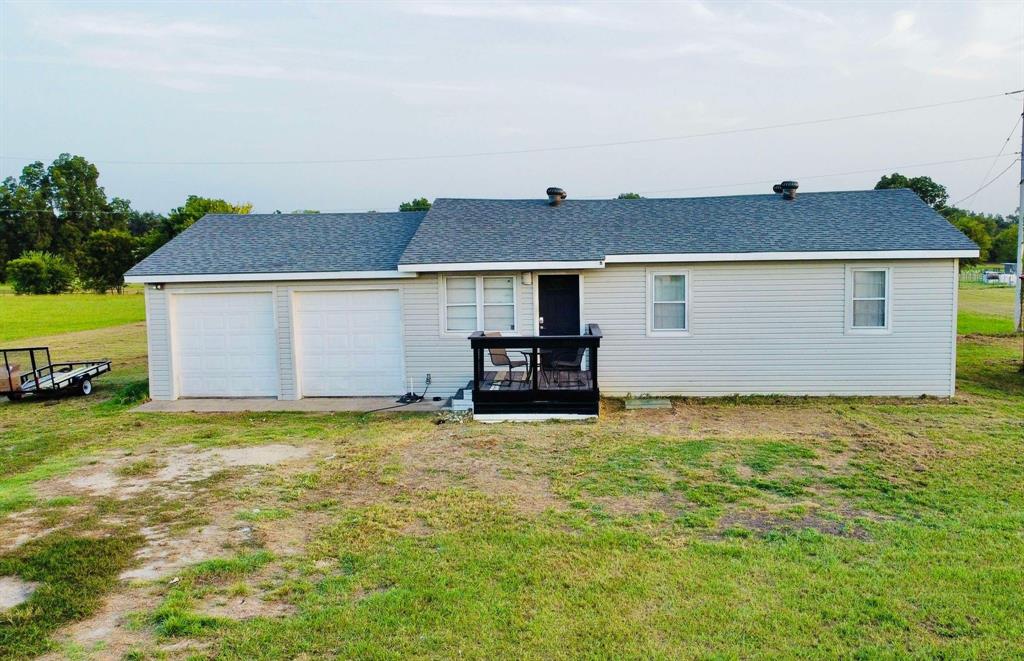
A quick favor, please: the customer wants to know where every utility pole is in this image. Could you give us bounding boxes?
[1017,92,1024,333]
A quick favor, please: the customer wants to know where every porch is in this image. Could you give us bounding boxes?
[468,324,601,419]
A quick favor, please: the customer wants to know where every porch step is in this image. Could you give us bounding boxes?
[450,383,474,412]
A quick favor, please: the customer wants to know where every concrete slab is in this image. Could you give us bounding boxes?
[624,398,673,410]
[134,397,446,414]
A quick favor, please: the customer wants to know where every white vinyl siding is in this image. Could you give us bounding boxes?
[144,273,533,400]
[585,260,957,397]
[141,260,957,401]
[143,286,173,400]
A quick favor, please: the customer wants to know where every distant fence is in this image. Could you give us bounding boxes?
[960,267,987,284]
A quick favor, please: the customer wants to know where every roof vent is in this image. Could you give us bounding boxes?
[773,181,799,200]
[546,187,567,206]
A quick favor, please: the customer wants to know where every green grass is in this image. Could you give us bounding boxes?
[0,288,145,342]
[0,284,1021,657]
[0,532,144,659]
[958,282,1018,335]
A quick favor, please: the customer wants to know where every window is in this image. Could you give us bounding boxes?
[443,275,516,333]
[444,277,478,331]
[482,276,515,331]
[849,267,890,331]
[648,271,688,334]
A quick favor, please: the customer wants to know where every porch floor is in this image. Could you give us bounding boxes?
[481,370,594,391]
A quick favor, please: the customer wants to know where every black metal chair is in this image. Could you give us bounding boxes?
[484,332,530,386]
[545,347,587,389]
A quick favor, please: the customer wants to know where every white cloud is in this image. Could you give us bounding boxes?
[45,12,240,41]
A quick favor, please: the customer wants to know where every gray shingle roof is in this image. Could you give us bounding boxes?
[126,212,425,277]
[398,189,978,265]
[128,189,978,278]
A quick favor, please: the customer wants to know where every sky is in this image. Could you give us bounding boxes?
[1,1,1022,216]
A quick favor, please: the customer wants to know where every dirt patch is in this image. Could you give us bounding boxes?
[120,523,254,581]
[717,511,869,540]
[198,594,296,620]
[39,443,315,502]
[639,402,874,441]
[398,436,566,515]
[0,509,67,552]
[591,492,681,517]
[41,587,162,661]
[0,575,38,609]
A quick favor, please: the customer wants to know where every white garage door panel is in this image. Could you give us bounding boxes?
[296,290,405,396]
[173,293,278,397]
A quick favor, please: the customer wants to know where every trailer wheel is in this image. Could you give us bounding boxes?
[79,378,93,396]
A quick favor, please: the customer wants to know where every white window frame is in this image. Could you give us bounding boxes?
[441,274,518,335]
[646,269,690,337]
[845,265,892,334]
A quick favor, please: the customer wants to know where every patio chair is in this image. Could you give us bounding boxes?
[546,348,587,389]
[484,332,530,386]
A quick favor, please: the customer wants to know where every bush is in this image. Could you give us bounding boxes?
[5,251,75,295]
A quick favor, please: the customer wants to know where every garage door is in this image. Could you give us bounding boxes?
[173,293,278,397]
[294,290,405,396]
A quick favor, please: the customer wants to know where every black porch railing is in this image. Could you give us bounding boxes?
[469,324,601,416]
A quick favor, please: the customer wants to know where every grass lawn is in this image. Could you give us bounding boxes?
[0,287,146,343]
[0,284,1021,659]
[958,282,1018,335]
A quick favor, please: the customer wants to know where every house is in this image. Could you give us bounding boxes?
[124,184,979,419]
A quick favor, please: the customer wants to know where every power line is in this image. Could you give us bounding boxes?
[577,152,1021,198]
[951,158,1020,207]
[968,115,1022,201]
[1,90,1021,167]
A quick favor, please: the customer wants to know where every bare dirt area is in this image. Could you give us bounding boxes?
[38,443,314,502]
[0,575,38,610]
[39,587,163,661]
[608,399,880,442]
[397,432,567,515]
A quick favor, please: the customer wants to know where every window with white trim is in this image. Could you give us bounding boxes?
[443,275,516,332]
[649,271,688,333]
[850,268,888,329]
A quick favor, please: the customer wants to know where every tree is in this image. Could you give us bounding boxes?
[6,251,75,294]
[399,197,431,212]
[46,153,121,261]
[126,210,165,238]
[949,215,992,263]
[0,162,58,278]
[992,224,1020,264]
[874,173,948,209]
[142,195,253,255]
[79,230,137,293]
[617,192,644,199]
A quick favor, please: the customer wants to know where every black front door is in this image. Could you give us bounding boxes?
[538,274,580,336]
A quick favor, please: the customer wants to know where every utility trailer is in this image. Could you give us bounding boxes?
[1,347,111,401]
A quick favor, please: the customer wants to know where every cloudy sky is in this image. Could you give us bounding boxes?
[1,1,1022,215]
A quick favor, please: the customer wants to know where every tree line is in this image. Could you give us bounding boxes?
[0,154,254,293]
[873,173,1019,264]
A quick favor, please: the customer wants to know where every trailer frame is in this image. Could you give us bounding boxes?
[1,347,112,401]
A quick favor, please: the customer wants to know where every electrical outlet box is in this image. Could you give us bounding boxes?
[426,373,432,385]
